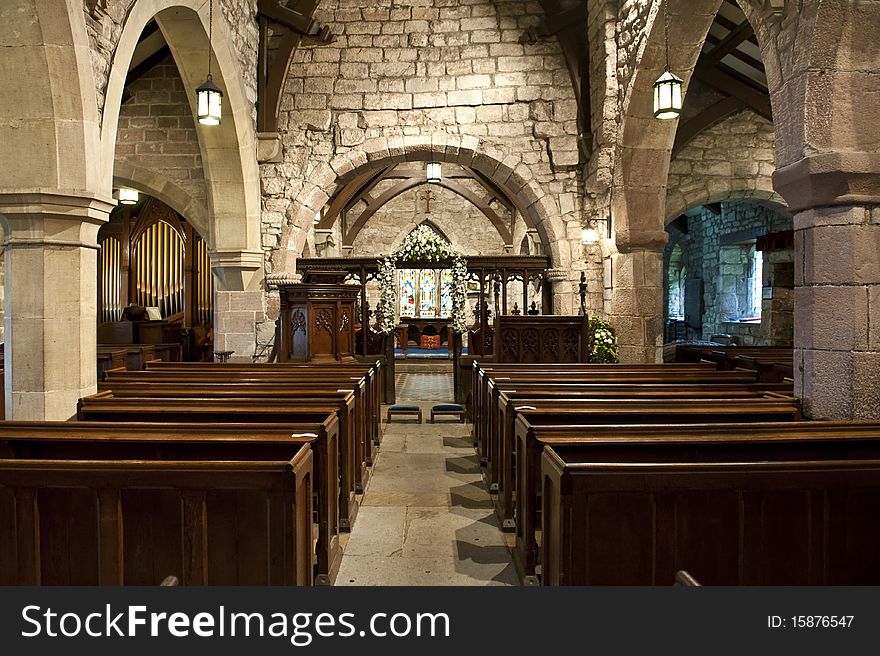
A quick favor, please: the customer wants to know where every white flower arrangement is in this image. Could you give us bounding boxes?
[376,225,469,334]
[587,316,619,363]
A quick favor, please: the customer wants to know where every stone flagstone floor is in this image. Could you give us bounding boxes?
[336,374,518,586]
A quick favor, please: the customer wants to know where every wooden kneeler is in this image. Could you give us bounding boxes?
[430,404,466,423]
[386,405,422,423]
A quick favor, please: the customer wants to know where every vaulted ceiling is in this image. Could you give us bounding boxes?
[673,0,771,157]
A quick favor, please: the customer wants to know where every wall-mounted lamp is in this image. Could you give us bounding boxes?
[581,226,600,245]
[426,162,442,183]
[581,211,611,245]
[653,2,683,119]
[196,0,222,126]
[116,187,139,205]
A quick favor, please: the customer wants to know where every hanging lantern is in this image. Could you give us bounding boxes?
[116,187,139,205]
[196,0,221,126]
[197,77,223,126]
[426,162,442,183]
[653,69,683,119]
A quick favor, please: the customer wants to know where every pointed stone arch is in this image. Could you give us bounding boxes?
[101,0,261,260]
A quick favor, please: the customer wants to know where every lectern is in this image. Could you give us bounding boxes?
[277,270,360,362]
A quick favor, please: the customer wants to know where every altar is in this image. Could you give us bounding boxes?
[395,317,453,355]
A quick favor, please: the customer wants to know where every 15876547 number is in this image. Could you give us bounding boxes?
[790,616,854,628]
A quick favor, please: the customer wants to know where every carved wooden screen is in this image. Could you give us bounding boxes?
[131,220,184,319]
[99,236,123,322]
[493,315,588,363]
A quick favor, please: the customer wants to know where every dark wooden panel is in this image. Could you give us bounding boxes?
[38,488,99,585]
[0,488,14,585]
[122,489,183,585]
[826,488,880,584]
[670,491,741,585]
[207,490,269,585]
[585,493,654,585]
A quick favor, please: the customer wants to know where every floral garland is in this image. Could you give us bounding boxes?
[588,316,619,363]
[376,226,469,334]
[375,255,398,334]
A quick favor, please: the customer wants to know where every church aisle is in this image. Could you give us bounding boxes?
[336,379,519,586]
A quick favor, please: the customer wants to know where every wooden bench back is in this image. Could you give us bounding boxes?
[0,449,313,586]
[542,445,880,585]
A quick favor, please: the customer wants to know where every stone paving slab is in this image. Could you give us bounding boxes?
[336,373,518,586]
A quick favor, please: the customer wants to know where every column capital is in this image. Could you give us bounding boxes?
[0,190,115,249]
[209,249,264,292]
[545,267,569,283]
[265,271,302,288]
[614,228,668,253]
[773,152,880,212]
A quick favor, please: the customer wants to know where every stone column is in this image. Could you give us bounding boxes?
[791,205,880,419]
[210,250,265,362]
[774,151,880,419]
[0,192,112,420]
[608,247,665,363]
[546,268,573,314]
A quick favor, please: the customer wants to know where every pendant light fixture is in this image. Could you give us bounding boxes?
[116,187,139,205]
[196,0,222,126]
[653,2,683,120]
[426,162,442,183]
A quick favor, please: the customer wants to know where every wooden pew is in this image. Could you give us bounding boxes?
[0,420,335,584]
[0,422,338,583]
[75,403,344,583]
[104,364,382,458]
[480,376,793,471]
[92,382,371,505]
[470,361,721,420]
[512,399,802,579]
[490,389,797,528]
[473,368,766,463]
[541,425,880,584]
[0,452,313,586]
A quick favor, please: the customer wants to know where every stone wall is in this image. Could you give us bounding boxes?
[615,0,655,116]
[84,0,136,121]
[665,201,792,345]
[84,0,258,127]
[114,56,207,212]
[260,0,585,282]
[666,84,779,219]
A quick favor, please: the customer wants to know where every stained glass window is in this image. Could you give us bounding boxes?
[440,269,453,318]
[419,271,437,317]
[399,269,416,317]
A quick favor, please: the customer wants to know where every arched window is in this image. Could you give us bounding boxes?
[396,224,455,319]
[667,243,686,320]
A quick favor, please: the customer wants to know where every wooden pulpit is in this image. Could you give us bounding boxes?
[277,270,360,363]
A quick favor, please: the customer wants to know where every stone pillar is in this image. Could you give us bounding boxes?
[0,192,112,419]
[546,267,573,314]
[210,250,265,362]
[608,247,665,363]
[791,205,880,419]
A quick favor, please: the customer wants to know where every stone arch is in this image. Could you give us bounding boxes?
[272,136,571,274]
[0,0,104,196]
[665,187,786,225]
[101,0,260,257]
[112,162,209,239]
[615,0,724,248]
